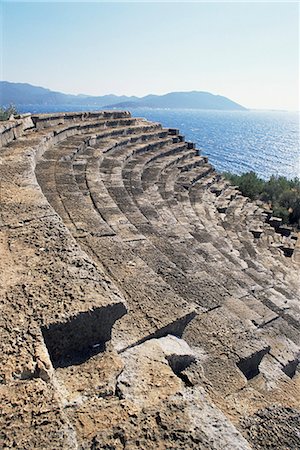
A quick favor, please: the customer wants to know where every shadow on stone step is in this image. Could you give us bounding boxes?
[119,311,196,354]
[282,359,299,379]
[237,346,270,380]
[42,303,126,368]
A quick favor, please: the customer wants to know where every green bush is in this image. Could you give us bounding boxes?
[223,172,300,228]
[283,188,300,225]
[272,205,290,223]
[262,175,291,204]
[0,105,18,121]
[224,171,264,200]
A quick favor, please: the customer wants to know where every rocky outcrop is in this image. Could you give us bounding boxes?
[0,112,299,449]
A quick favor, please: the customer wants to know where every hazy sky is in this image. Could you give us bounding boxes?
[1,1,299,110]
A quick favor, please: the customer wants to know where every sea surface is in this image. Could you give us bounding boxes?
[17,105,299,180]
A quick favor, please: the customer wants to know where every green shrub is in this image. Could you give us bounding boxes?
[223,171,300,228]
[272,205,290,223]
[0,105,18,121]
[283,189,300,226]
[262,175,291,203]
[224,171,264,200]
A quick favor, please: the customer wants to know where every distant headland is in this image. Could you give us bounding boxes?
[0,81,247,111]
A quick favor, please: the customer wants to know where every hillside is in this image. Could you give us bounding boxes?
[0,81,247,110]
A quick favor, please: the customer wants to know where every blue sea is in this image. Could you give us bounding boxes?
[18,105,299,180]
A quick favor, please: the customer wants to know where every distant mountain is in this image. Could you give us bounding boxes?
[106,91,247,111]
[0,81,247,111]
[0,81,137,106]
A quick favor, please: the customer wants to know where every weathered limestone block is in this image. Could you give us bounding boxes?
[182,388,252,450]
[116,338,184,406]
[0,122,15,147]
[157,334,196,373]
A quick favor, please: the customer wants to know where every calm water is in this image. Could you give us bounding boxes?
[18,105,299,180]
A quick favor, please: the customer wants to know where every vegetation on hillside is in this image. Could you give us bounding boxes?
[0,105,18,121]
[223,171,300,228]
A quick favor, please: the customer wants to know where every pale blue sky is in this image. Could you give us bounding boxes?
[1,1,299,110]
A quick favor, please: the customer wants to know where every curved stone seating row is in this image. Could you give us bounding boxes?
[48,135,204,293]
[92,137,238,314]
[100,139,251,304]
[1,112,300,450]
[119,134,292,298]
[34,119,276,356]
[72,120,300,390]
[105,122,300,359]
[88,122,296,306]
[37,122,198,350]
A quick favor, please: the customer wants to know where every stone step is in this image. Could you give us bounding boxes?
[80,235,196,352]
[31,111,133,130]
